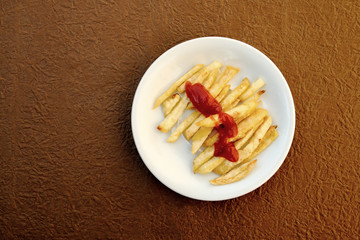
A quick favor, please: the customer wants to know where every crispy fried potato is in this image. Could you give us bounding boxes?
[236,116,272,159]
[239,78,265,102]
[157,95,189,133]
[184,115,206,140]
[243,90,265,103]
[208,66,239,97]
[193,146,215,172]
[195,118,264,174]
[154,64,203,109]
[167,111,201,142]
[196,156,225,174]
[220,78,250,110]
[184,84,230,140]
[204,108,268,146]
[196,100,259,128]
[233,118,265,149]
[214,125,278,175]
[191,126,213,154]
[210,160,257,185]
[162,93,181,117]
[177,61,222,93]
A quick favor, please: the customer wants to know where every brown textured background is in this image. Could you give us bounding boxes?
[0,0,359,239]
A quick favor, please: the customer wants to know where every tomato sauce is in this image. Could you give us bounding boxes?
[185,82,222,117]
[185,82,239,162]
[214,112,239,162]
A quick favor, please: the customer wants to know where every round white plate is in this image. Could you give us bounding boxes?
[131,37,295,201]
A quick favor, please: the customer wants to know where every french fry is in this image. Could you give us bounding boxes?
[195,118,264,174]
[157,95,190,133]
[162,93,181,117]
[185,115,206,140]
[239,78,265,102]
[244,90,265,103]
[210,159,257,185]
[196,156,225,174]
[236,116,272,160]
[192,146,215,172]
[214,125,278,175]
[227,90,265,111]
[167,111,201,142]
[177,61,222,93]
[184,84,231,140]
[220,78,250,110]
[191,126,213,154]
[233,117,265,149]
[208,66,240,97]
[204,108,268,146]
[153,64,203,109]
[196,100,259,128]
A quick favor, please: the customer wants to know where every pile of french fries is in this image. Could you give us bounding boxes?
[154,61,278,185]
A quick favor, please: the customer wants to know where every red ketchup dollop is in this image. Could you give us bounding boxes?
[185,82,239,162]
[214,113,239,162]
[185,82,222,117]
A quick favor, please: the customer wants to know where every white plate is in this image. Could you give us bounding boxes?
[131,37,295,201]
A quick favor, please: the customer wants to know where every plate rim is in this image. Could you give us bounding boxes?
[131,36,296,201]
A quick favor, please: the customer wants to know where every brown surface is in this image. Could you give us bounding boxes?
[0,0,359,239]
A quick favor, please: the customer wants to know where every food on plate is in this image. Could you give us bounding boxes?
[162,93,181,116]
[153,64,204,109]
[153,62,278,185]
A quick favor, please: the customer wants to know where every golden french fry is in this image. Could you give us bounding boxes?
[232,108,268,142]
[227,89,265,110]
[177,61,222,93]
[195,118,264,174]
[214,125,278,175]
[162,93,181,117]
[233,117,265,149]
[185,115,206,140]
[193,146,215,172]
[167,111,201,142]
[191,127,213,154]
[220,78,250,110]
[196,100,259,128]
[243,90,265,103]
[208,66,239,97]
[239,78,265,102]
[196,156,224,174]
[204,108,268,146]
[184,84,230,140]
[237,116,272,159]
[210,159,257,185]
[157,95,189,133]
[153,64,203,109]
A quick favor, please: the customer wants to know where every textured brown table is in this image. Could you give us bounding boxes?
[1,0,359,239]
